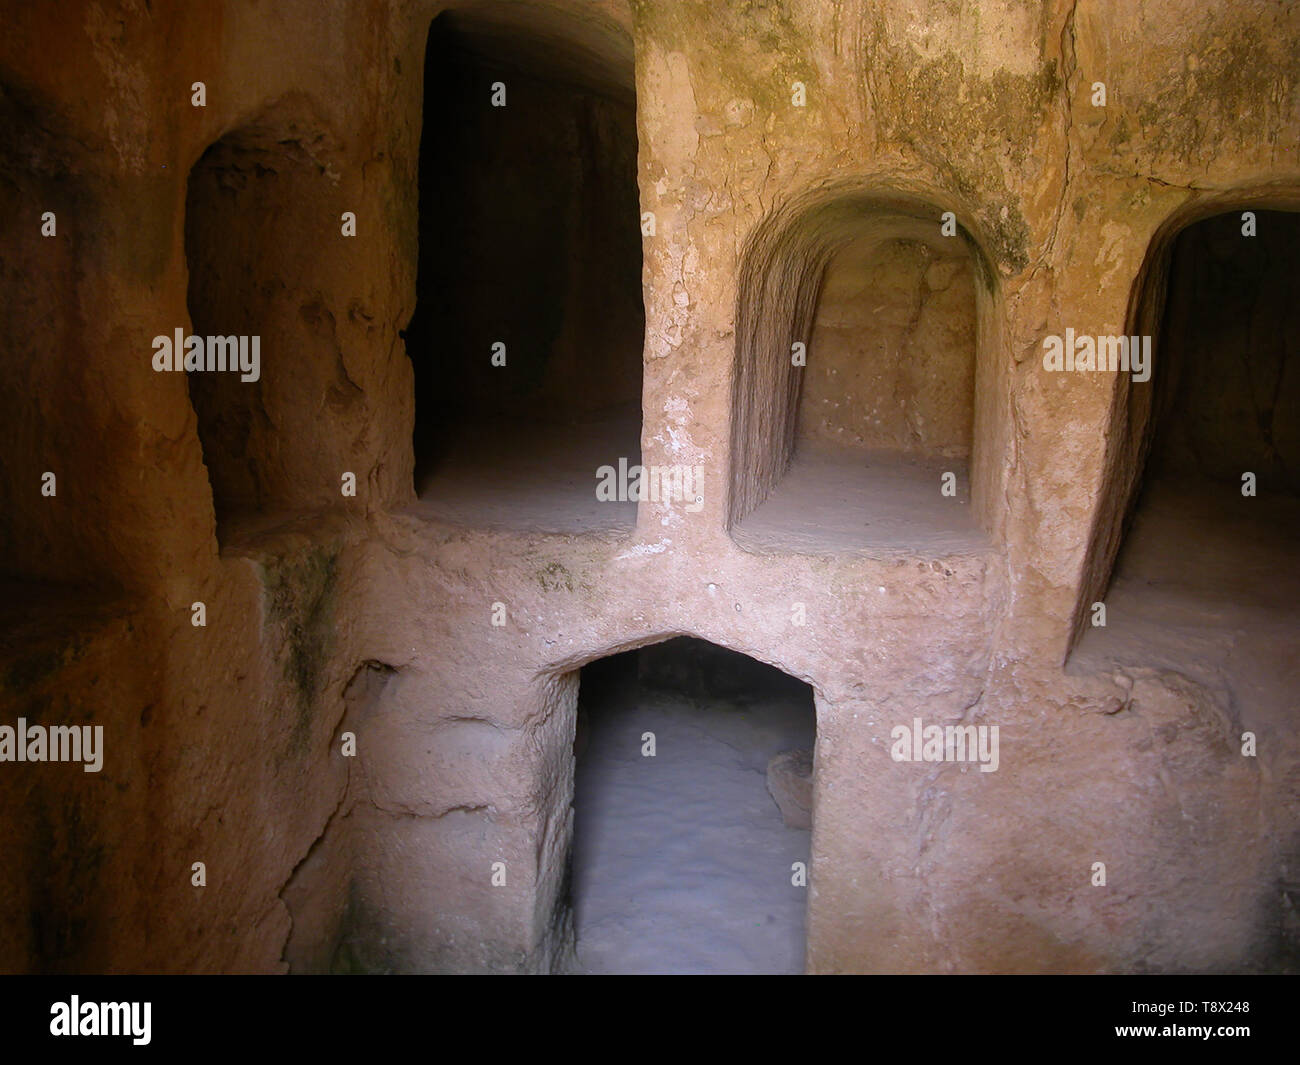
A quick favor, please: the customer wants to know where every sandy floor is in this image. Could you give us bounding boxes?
[733,446,988,556]
[570,676,816,974]
[1070,477,1300,739]
[410,414,640,533]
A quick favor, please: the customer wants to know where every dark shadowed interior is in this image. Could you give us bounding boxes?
[406,11,644,532]
[1071,210,1300,753]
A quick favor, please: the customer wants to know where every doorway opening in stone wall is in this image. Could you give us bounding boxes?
[568,637,816,974]
[405,8,644,534]
[1071,208,1300,745]
[729,194,995,556]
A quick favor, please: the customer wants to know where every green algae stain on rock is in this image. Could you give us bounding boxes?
[860,37,1058,276]
[536,561,576,594]
[2,632,90,699]
[633,0,819,115]
[261,548,340,758]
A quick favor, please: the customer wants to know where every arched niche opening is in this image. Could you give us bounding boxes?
[1069,204,1300,724]
[0,80,116,596]
[183,97,353,549]
[728,188,1002,555]
[405,7,644,534]
[0,81,138,975]
[566,636,816,973]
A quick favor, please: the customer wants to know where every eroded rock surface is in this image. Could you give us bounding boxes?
[767,748,814,829]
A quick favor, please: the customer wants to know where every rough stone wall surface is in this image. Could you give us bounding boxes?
[797,223,977,458]
[0,0,1296,974]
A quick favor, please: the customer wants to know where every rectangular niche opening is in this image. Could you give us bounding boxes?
[406,10,644,534]
[568,637,816,974]
[730,199,992,557]
[1071,209,1300,737]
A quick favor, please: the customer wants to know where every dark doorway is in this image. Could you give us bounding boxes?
[407,10,644,532]
[1072,209,1300,743]
[570,638,816,973]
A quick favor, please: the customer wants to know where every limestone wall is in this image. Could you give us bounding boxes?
[0,0,1297,973]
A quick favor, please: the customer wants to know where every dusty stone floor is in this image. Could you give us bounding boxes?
[732,446,984,556]
[1071,478,1300,745]
[571,670,814,974]
[412,415,641,532]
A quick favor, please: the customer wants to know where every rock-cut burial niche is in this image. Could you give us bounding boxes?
[729,193,996,554]
[405,9,644,533]
[1071,207,1300,691]
[184,100,356,549]
[0,81,121,595]
[568,638,816,974]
